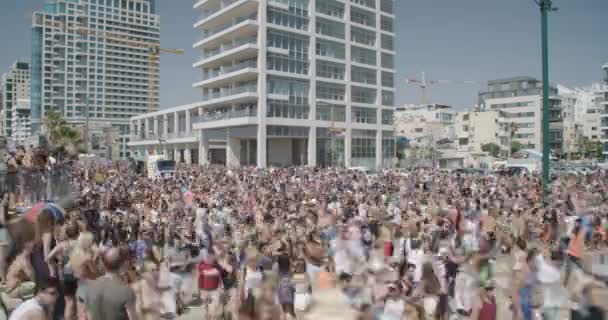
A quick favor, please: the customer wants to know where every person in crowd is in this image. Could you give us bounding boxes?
[9,277,60,320]
[85,247,137,320]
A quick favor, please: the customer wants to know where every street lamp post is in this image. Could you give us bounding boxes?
[535,0,556,197]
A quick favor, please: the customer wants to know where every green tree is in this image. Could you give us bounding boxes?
[511,141,523,155]
[579,136,601,159]
[481,143,501,157]
[42,110,83,156]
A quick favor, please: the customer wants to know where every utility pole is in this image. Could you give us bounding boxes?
[536,0,556,197]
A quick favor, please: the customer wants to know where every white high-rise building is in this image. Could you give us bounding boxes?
[600,63,608,158]
[129,0,396,169]
[479,76,563,156]
[11,99,32,145]
[31,0,160,158]
[1,61,30,138]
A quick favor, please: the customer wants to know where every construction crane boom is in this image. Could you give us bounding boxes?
[42,20,184,113]
[404,72,479,105]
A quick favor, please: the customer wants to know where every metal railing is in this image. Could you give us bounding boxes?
[199,37,257,60]
[201,84,257,102]
[199,13,257,41]
[198,60,257,81]
[194,108,257,123]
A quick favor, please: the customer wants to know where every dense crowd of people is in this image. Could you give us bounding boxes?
[0,151,608,319]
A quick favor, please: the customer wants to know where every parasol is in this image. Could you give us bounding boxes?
[24,201,65,223]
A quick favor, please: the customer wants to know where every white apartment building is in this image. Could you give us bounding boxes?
[559,85,604,157]
[600,63,608,158]
[454,110,500,155]
[479,77,563,156]
[1,62,30,138]
[10,99,32,145]
[31,0,160,158]
[129,0,396,169]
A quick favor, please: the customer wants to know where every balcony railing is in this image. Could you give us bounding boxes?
[198,60,257,81]
[199,13,257,41]
[199,37,257,60]
[195,108,257,123]
[201,84,257,102]
[197,0,242,22]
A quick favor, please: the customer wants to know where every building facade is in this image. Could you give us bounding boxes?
[601,63,608,158]
[1,61,31,137]
[10,99,32,145]
[454,110,501,155]
[479,76,563,156]
[31,0,160,158]
[129,0,396,169]
[394,104,455,146]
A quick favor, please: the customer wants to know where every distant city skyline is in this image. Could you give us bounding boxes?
[0,0,606,110]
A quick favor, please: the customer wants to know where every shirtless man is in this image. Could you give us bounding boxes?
[4,241,36,303]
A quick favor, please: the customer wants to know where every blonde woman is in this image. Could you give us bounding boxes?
[70,232,98,320]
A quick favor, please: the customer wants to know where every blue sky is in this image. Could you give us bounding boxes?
[1,0,606,110]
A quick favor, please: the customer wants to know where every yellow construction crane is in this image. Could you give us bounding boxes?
[42,20,184,112]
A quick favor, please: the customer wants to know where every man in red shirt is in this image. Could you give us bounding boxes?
[198,250,223,319]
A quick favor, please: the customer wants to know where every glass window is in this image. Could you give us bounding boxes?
[352,129,376,162]
[267,125,309,137]
[351,0,375,9]
[382,71,394,88]
[381,16,394,32]
[382,110,394,125]
[380,0,393,14]
[352,86,376,104]
[267,0,309,31]
[267,30,309,75]
[316,61,345,80]
[351,46,376,65]
[316,39,345,59]
[351,66,376,85]
[317,82,345,101]
[381,53,394,69]
[381,34,394,50]
[350,7,375,27]
[382,90,394,106]
[316,103,346,122]
[352,107,377,124]
[351,27,376,47]
[316,18,345,39]
[316,0,344,18]
[382,131,395,160]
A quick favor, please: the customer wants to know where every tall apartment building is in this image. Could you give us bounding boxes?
[479,76,563,156]
[129,0,396,169]
[11,99,32,145]
[600,63,608,158]
[1,61,31,137]
[31,0,160,158]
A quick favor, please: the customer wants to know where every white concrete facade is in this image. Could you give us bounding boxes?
[480,77,563,156]
[31,0,160,158]
[129,0,396,169]
[1,61,30,138]
[454,110,500,155]
[601,63,608,158]
[394,104,455,147]
[10,99,32,145]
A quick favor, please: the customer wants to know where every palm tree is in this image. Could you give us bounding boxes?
[42,110,67,144]
[42,110,83,157]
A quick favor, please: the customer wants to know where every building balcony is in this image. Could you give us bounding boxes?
[195,108,257,123]
[193,60,258,88]
[193,19,258,50]
[198,13,257,41]
[194,0,259,31]
[194,37,257,67]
